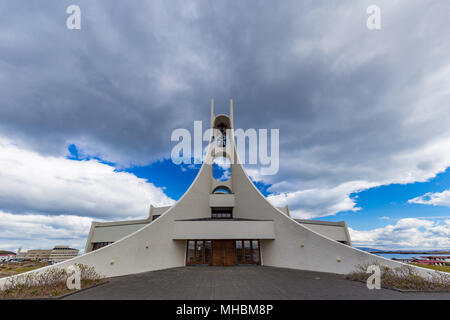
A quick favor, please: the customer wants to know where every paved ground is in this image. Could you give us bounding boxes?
[64,266,450,300]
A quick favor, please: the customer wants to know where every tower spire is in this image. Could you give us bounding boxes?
[210,98,215,128]
[229,99,234,129]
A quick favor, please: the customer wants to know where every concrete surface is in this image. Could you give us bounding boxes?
[63,266,450,300]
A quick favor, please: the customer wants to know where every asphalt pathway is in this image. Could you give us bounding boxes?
[63,266,450,300]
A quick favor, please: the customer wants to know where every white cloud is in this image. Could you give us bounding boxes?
[408,189,450,207]
[349,218,450,250]
[244,167,263,182]
[0,137,174,220]
[267,136,450,218]
[0,211,93,251]
[268,181,377,219]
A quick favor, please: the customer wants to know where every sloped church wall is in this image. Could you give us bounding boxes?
[232,163,434,277]
[0,162,214,289]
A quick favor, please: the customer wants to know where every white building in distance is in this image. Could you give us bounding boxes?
[0,252,16,263]
[49,246,79,264]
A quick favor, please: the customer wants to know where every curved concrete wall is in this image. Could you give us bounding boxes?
[231,155,435,277]
[0,160,214,289]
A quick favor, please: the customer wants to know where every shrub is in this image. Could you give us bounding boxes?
[0,264,103,298]
[346,262,450,291]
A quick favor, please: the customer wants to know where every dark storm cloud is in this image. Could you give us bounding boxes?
[1,0,450,217]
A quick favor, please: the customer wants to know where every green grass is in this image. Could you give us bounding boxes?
[411,264,450,273]
[11,266,43,274]
[0,265,46,278]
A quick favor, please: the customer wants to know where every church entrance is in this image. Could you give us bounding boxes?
[186,240,260,266]
[212,240,236,266]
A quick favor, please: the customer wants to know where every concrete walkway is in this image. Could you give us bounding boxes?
[64,266,449,300]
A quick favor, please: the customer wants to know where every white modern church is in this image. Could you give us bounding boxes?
[0,102,424,288]
[84,101,352,266]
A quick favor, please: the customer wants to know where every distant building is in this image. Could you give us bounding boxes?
[14,248,25,261]
[0,251,16,262]
[421,256,450,263]
[392,258,413,264]
[412,258,446,266]
[417,256,450,266]
[13,246,79,263]
[49,246,79,263]
[24,249,52,261]
[392,256,449,266]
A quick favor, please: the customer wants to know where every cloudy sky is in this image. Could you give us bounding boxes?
[0,0,449,251]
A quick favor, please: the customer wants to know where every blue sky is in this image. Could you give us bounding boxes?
[318,168,450,230]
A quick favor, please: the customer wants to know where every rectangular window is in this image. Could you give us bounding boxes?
[187,240,195,264]
[236,240,243,263]
[211,208,232,219]
[244,240,251,263]
[196,240,204,264]
[234,240,260,265]
[252,240,260,264]
[205,240,212,264]
[92,242,113,251]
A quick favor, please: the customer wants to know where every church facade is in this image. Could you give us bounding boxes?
[84,102,352,266]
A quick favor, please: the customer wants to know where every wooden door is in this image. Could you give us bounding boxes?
[212,240,236,266]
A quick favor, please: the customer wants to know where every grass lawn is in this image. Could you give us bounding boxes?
[0,262,49,278]
[411,264,450,273]
[12,266,44,274]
